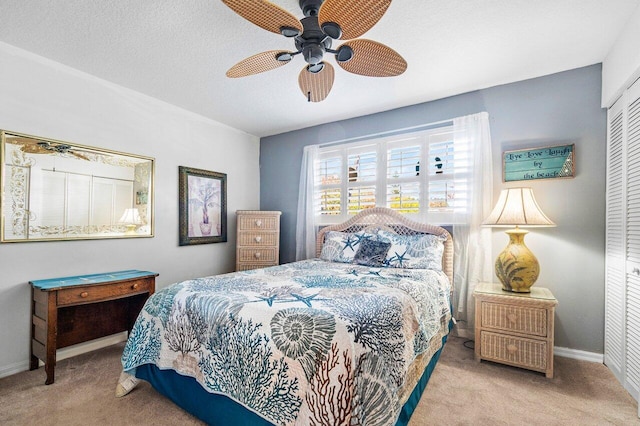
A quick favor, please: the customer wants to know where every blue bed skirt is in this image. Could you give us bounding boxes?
[395,331,449,426]
[136,326,451,426]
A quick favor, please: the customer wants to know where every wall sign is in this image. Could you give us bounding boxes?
[503,144,575,182]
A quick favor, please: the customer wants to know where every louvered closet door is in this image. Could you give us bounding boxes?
[626,79,640,402]
[606,96,626,383]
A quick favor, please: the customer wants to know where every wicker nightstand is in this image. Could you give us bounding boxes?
[474,282,558,378]
[236,210,281,271]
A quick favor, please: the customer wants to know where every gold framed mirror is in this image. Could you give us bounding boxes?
[1,130,154,242]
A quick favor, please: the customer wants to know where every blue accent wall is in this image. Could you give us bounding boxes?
[260,64,607,353]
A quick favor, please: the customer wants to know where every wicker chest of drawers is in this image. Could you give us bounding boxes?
[474,282,558,378]
[236,210,281,271]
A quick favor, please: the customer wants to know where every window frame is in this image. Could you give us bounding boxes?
[315,126,460,225]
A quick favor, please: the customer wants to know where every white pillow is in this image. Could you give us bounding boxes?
[320,231,370,263]
[374,230,446,270]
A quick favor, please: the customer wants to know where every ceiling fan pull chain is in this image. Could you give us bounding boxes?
[307,91,311,102]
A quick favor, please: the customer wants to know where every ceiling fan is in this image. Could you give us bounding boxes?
[6,137,91,161]
[222,0,407,102]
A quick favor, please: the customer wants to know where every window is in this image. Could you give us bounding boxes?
[315,126,465,224]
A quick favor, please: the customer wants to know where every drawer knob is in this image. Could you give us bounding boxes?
[255,220,263,227]
[633,267,640,275]
[254,252,261,259]
[507,344,518,354]
[132,283,139,290]
[80,292,89,298]
[255,236,262,243]
[507,313,518,323]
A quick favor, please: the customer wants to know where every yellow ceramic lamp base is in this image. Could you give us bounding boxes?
[124,224,137,235]
[495,228,539,293]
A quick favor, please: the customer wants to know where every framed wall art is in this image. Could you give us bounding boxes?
[503,144,575,182]
[179,166,227,245]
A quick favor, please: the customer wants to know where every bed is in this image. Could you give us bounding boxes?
[116,207,453,426]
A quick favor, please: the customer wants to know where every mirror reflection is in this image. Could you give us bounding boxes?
[1,130,154,242]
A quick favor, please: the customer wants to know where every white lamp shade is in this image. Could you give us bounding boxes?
[483,187,555,227]
[119,208,142,225]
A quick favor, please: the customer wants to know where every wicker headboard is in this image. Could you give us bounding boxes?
[316,207,453,285]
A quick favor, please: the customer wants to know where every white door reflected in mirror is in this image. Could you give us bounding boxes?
[1,130,155,242]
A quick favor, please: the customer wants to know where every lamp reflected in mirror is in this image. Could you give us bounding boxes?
[119,208,142,235]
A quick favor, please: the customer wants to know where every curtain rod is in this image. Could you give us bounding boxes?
[318,118,454,148]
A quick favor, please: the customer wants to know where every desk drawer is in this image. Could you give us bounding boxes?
[57,279,151,306]
[480,301,547,337]
[480,330,548,371]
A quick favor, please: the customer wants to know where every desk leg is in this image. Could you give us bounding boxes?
[29,354,39,371]
[29,288,38,371]
[44,292,57,385]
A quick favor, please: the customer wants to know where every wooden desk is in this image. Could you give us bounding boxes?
[29,270,158,385]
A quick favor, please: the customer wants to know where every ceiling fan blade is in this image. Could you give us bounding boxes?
[71,152,91,161]
[226,50,293,78]
[5,137,51,154]
[298,63,335,102]
[318,0,392,40]
[337,39,407,77]
[20,144,50,154]
[221,0,303,36]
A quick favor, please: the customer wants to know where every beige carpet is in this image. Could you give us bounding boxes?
[0,337,638,425]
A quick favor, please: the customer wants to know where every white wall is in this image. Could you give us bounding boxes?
[602,4,640,107]
[0,42,260,377]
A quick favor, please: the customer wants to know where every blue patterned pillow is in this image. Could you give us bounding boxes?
[353,239,391,267]
[320,231,371,263]
[374,230,446,270]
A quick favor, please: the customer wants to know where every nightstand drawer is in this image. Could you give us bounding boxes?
[57,279,151,306]
[238,247,278,263]
[480,301,547,337]
[237,264,269,272]
[480,331,548,371]
[238,215,279,231]
[238,231,278,247]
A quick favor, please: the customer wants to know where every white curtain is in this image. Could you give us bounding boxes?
[295,144,319,260]
[452,112,494,338]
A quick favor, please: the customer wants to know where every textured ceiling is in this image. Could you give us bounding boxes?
[0,0,638,137]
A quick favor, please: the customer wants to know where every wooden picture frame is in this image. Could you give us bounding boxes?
[179,166,227,246]
[503,144,575,182]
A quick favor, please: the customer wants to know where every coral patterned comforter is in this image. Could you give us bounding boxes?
[119,259,451,426]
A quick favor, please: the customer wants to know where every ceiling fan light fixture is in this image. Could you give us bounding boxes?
[276,52,293,62]
[307,62,325,73]
[321,21,342,40]
[335,45,353,62]
[303,43,325,65]
[280,26,301,37]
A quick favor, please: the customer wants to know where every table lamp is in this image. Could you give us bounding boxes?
[482,187,555,292]
[119,208,142,235]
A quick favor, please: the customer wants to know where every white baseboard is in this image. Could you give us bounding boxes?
[55,332,128,362]
[0,360,30,380]
[0,332,128,380]
[554,346,604,363]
